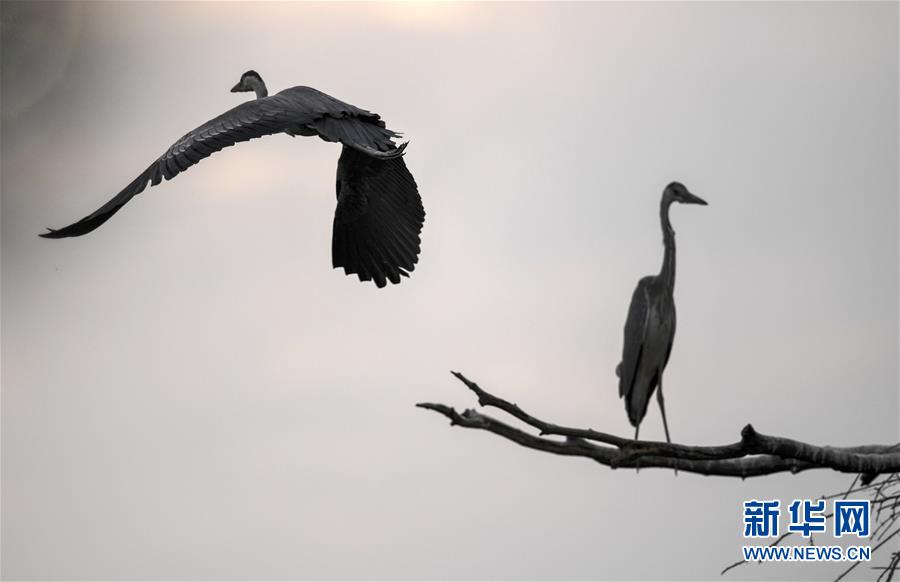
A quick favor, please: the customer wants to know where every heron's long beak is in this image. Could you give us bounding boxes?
[685,191,708,205]
[230,82,243,93]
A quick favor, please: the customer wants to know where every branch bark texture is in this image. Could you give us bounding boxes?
[417,372,900,478]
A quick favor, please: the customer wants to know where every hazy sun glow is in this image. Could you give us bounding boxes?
[377,1,469,27]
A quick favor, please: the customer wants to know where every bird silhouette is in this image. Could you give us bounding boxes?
[41,70,425,288]
[616,182,707,442]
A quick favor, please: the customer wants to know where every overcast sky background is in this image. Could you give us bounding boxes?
[2,2,898,580]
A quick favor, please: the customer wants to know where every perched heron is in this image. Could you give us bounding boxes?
[40,70,425,288]
[616,182,707,442]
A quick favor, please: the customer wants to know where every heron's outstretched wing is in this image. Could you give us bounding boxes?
[332,147,424,288]
[279,86,404,157]
[619,276,653,400]
[40,87,405,238]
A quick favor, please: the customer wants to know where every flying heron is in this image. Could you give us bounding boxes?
[616,181,707,442]
[40,70,425,288]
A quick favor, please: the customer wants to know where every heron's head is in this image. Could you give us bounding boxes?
[663,181,707,206]
[230,70,268,98]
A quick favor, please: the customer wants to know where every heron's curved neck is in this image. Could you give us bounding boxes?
[247,77,268,99]
[659,199,676,288]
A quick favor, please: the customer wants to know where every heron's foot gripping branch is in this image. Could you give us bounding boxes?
[416,372,900,478]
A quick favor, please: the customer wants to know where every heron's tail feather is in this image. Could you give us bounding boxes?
[625,376,656,430]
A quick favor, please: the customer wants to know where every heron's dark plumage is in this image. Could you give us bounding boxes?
[619,275,676,429]
[40,81,423,288]
[617,182,706,441]
[619,277,652,401]
[332,147,424,288]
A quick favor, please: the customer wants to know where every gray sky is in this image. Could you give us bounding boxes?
[2,2,898,580]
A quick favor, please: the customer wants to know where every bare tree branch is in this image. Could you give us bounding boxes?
[417,372,900,478]
[419,372,900,580]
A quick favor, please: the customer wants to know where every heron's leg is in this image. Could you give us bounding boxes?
[633,425,642,473]
[657,373,672,444]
